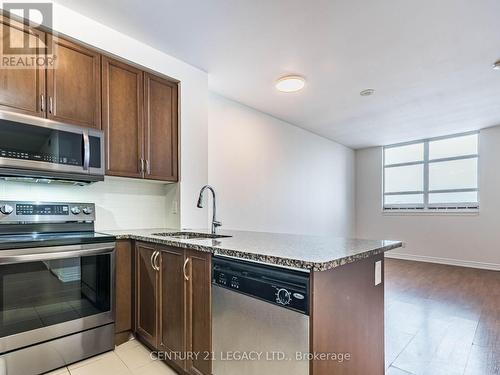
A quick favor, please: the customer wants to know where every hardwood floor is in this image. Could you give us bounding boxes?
[385,259,500,375]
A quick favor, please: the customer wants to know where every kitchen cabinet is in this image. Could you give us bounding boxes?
[135,242,159,348]
[144,72,178,181]
[0,16,46,117]
[115,240,134,345]
[0,17,100,128]
[102,59,179,182]
[102,56,144,179]
[158,246,186,370]
[0,13,179,182]
[47,36,101,128]
[134,243,211,375]
[185,250,212,375]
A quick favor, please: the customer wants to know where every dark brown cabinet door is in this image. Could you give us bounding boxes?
[115,240,133,334]
[47,36,101,128]
[158,246,186,370]
[135,242,158,348]
[144,73,178,181]
[102,57,144,178]
[0,16,46,117]
[186,251,212,375]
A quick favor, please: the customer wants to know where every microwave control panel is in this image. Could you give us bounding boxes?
[0,149,80,166]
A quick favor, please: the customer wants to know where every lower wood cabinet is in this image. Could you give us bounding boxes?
[158,246,186,370]
[135,242,159,348]
[185,250,212,375]
[134,242,212,375]
[115,240,134,345]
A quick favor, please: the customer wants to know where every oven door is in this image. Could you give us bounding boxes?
[0,243,114,354]
[0,111,104,178]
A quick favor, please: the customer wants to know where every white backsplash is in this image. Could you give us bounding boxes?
[0,176,178,231]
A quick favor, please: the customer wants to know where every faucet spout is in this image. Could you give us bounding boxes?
[196,185,222,234]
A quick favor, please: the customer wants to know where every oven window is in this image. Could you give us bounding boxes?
[0,120,83,166]
[0,254,110,338]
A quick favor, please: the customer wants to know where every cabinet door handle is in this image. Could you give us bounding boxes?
[183,258,190,281]
[139,159,144,173]
[150,251,156,270]
[145,159,151,175]
[48,96,53,114]
[40,94,45,112]
[154,251,160,271]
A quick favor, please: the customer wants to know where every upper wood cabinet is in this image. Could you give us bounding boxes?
[102,58,179,182]
[102,56,144,179]
[0,17,100,128]
[0,14,179,182]
[144,73,179,181]
[0,16,46,117]
[47,36,101,128]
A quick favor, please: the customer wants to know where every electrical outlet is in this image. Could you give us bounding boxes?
[375,261,382,286]
[172,200,178,214]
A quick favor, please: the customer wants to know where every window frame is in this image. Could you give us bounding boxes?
[383,131,479,212]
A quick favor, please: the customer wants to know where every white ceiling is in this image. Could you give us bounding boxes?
[55,0,500,149]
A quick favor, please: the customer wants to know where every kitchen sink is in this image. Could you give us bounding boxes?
[151,231,232,240]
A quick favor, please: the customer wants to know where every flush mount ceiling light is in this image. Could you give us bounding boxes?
[493,60,500,70]
[360,88,375,96]
[275,75,306,93]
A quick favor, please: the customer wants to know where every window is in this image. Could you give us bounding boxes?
[383,132,479,211]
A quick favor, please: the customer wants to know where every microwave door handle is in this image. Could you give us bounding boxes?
[0,243,115,265]
[83,131,90,171]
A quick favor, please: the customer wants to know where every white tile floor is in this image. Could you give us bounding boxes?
[46,339,177,375]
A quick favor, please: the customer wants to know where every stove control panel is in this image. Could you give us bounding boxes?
[0,201,95,222]
[16,204,69,216]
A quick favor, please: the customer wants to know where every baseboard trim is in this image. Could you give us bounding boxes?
[385,252,500,271]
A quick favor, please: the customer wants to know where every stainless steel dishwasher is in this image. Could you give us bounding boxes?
[212,256,310,375]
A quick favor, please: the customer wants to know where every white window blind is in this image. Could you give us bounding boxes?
[383,132,479,211]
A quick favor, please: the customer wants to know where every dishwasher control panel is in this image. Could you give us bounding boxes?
[212,256,310,315]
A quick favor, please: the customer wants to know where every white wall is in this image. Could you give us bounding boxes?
[208,93,355,236]
[355,126,500,269]
[0,2,209,230]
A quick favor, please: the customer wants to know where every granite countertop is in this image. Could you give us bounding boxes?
[104,228,402,271]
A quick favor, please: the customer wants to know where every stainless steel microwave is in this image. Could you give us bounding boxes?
[0,111,104,184]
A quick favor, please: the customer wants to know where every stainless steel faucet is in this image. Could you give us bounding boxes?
[197,185,222,234]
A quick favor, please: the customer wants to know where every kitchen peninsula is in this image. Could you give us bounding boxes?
[109,229,402,375]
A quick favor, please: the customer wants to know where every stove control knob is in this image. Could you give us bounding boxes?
[276,288,292,306]
[83,207,93,215]
[0,204,13,215]
[71,206,81,215]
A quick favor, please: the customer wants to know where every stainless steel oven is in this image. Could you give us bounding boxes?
[0,111,104,184]
[0,201,115,375]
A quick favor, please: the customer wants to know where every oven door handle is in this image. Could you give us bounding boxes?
[0,243,115,265]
